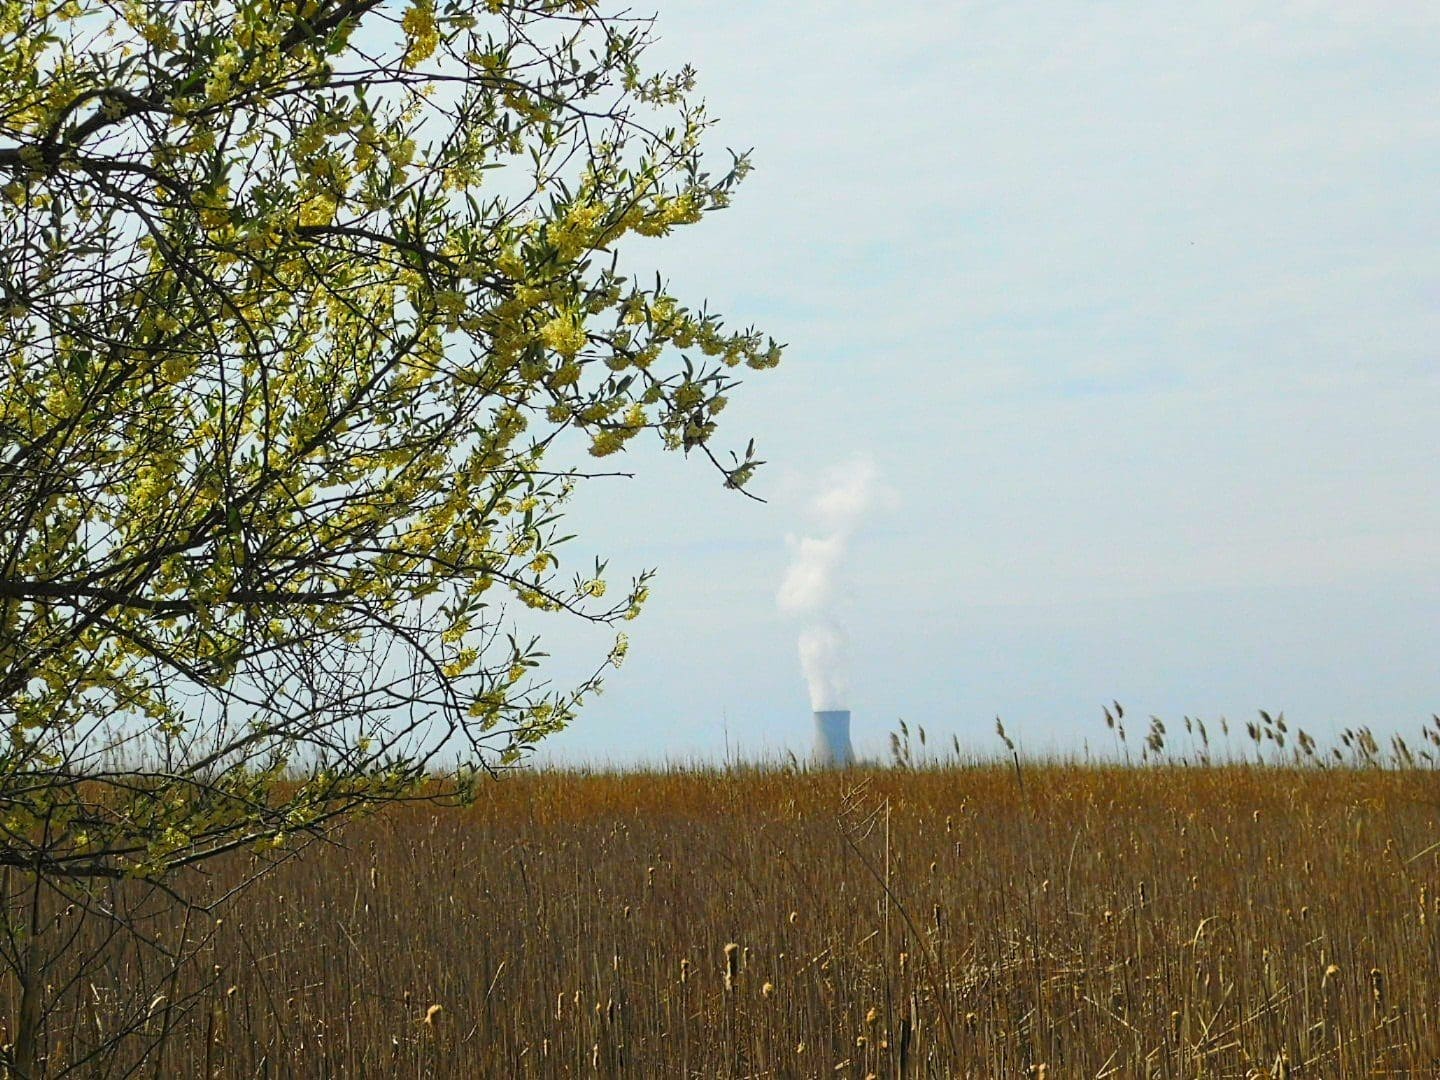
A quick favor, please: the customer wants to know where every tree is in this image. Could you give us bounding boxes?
[0,0,778,1070]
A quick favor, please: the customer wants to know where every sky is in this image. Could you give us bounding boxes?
[532,1,1440,765]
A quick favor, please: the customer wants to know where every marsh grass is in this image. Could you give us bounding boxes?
[7,760,1440,1076]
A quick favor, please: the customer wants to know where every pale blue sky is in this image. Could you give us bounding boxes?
[534,2,1440,764]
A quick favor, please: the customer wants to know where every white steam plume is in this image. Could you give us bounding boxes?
[797,623,847,712]
[778,456,881,710]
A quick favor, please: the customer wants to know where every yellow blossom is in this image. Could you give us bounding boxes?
[401,0,439,65]
[540,315,587,359]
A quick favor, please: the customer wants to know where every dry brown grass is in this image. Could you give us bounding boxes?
[12,761,1440,1076]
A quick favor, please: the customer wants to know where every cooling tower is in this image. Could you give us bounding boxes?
[813,709,855,767]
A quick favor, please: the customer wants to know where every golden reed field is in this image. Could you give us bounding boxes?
[15,738,1440,1077]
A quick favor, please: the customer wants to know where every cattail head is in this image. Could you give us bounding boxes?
[723,942,739,991]
[423,1004,443,1027]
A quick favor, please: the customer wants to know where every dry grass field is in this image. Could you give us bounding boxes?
[14,746,1440,1077]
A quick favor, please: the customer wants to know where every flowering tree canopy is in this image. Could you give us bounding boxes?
[0,0,777,884]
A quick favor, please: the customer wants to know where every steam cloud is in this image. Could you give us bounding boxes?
[778,456,881,710]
